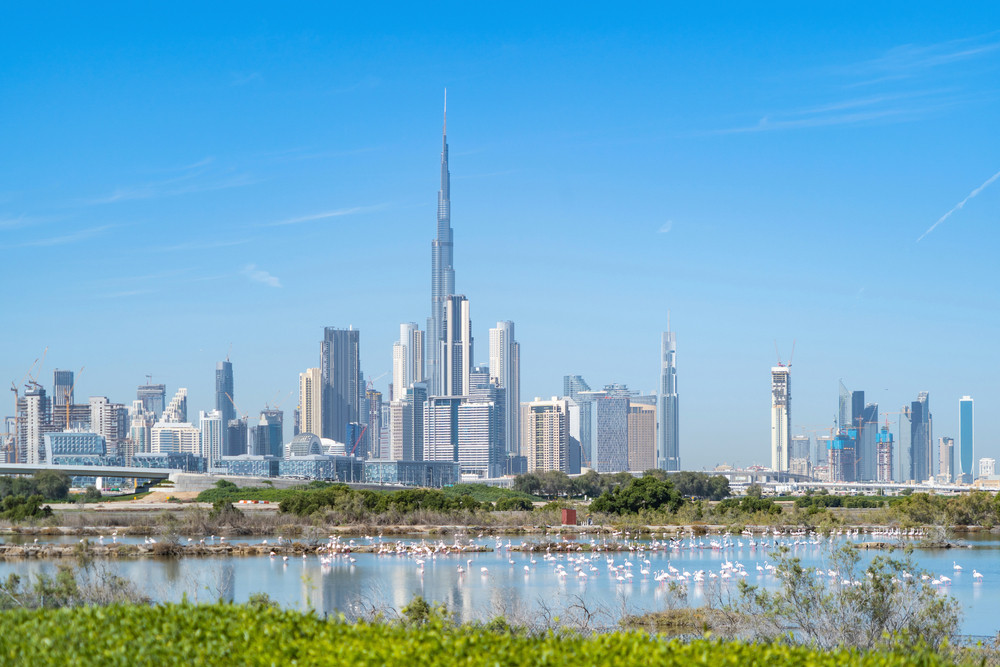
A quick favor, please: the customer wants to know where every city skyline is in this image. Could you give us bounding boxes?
[2,5,997,469]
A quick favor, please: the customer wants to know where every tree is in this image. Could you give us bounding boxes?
[33,470,71,501]
[590,476,683,515]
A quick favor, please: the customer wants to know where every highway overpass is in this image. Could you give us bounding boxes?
[0,463,177,481]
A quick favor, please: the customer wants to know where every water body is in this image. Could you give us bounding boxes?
[2,533,997,636]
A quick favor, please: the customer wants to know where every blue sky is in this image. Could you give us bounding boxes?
[2,4,998,469]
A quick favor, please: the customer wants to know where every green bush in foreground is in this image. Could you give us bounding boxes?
[0,603,957,666]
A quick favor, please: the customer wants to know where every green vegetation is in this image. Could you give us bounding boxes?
[279,485,484,517]
[720,545,961,652]
[442,483,537,504]
[716,496,781,516]
[668,471,731,500]
[0,602,963,666]
[590,475,683,515]
[0,563,149,610]
[0,494,52,520]
[0,470,71,502]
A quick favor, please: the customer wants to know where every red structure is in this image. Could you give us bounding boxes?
[561,508,577,525]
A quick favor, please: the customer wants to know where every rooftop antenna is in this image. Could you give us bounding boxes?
[443,88,447,134]
[226,343,232,363]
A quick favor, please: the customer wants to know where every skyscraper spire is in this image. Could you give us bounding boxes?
[428,91,455,396]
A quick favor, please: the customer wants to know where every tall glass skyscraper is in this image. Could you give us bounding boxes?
[563,375,593,466]
[427,92,455,397]
[960,396,974,481]
[909,392,932,482]
[657,323,679,471]
[320,327,361,443]
[770,366,791,472]
[215,361,234,455]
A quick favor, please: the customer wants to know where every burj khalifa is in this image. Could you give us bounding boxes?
[427,91,454,396]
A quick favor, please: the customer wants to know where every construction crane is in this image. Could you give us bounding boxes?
[8,351,48,463]
[224,392,248,421]
[774,340,796,368]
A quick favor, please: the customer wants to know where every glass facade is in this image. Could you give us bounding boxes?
[363,460,459,487]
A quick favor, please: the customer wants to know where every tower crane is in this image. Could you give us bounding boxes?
[63,367,85,430]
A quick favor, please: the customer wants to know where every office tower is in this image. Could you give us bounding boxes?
[423,395,503,478]
[162,388,188,423]
[88,397,128,455]
[909,392,932,482]
[389,399,414,460]
[320,327,361,443]
[838,380,851,431]
[565,398,583,474]
[628,403,657,471]
[257,412,283,458]
[427,93,455,397]
[596,396,630,473]
[226,419,248,456]
[137,382,166,419]
[53,369,74,407]
[563,375,593,466]
[128,400,154,461]
[408,382,428,461]
[658,324,679,471]
[938,437,954,483]
[815,435,832,467]
[293,408,300,436]
[828,433,855,482]
[366,388,383,459]
[393,323,425,396]
[960,396,974,482]
[876,426,893,482]
[298,367,322,437]
[216,361,234,455]
[489,321,521,457]
[770,366,791,472]
[521,398,570,472]
[151,420,201,455]
[469,367,505,451]
[442,295,472,397]
[856,403,879,481]
[199,410,223,467]
[791,435,811,463]
[979,457,995,478]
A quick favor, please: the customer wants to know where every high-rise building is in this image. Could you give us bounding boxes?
[815,434,832,467]
[320,327,361,443]
[162,388,188,423]
[770,366,791,472]
[226,418,248,457]
[389,398,414,461]
[563,375,593,466]
[521,398,570,473]
[628,403,656,472]
[216,361,234,456]
[366,388,383,459]
[298,367,322,437]
[423,395,503,478]
[53,369,74,407]
[489,321,520,457]
[137,382,166,419]
[938,437,954,483]
[897,407,912,482]
[88,397,128,456]
[257,411,284,458]
[876,426,893,483]
[17,386,52,464]
[442,295,472,397]
[828,433,855,482]
[791,435,811,463]
[979,457,995,478]
[151,420,201,456]
[427,93,455,397]
[909,392,932,482]
[658,324,679,471]
[838,380,851,431]
[199,410,223,467]
[128,400,154,460]
[856,403,879,481]
[595,396,630,473]
[393,323,425,397]
[960,396,974,482]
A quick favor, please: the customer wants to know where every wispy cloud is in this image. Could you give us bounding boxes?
[917,169,1000,242]
[262,204,387,227]
[242,264,281,288]
[658,221,673,234]
[96,289,155,299]
[85,158,256,205]
[15,224,113,247]
[842,33,1000,80]
[231,72,261,87]
[156,238,254,252]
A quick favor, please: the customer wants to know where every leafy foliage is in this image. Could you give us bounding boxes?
[0,602,962,666]
[590,475,683,515]
[716,496,781,516]
[0,471,71,502]
[0,494,53,520]
[667,471,731,500]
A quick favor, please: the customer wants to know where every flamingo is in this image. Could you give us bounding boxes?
[973,570,984,581]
